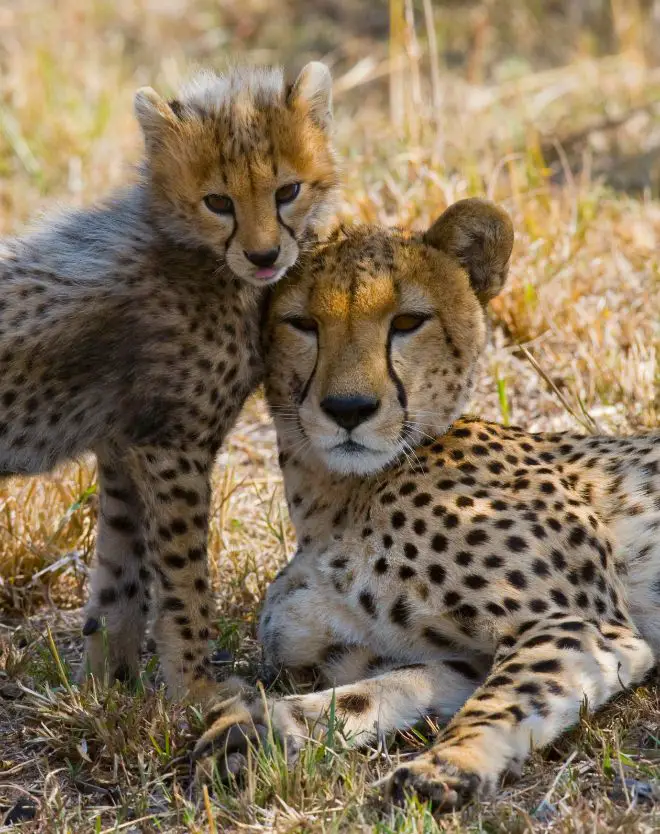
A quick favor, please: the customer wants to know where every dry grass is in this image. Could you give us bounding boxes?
[1,0,660,830]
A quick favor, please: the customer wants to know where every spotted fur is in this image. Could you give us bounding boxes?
[196,199,657,810]
[0,63,337,702]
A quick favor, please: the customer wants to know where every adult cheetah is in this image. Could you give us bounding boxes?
[196,198,657,809]
[0,63,337,703]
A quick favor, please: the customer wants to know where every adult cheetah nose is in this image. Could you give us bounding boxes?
[321,394,380,431]
[244,247,280,268]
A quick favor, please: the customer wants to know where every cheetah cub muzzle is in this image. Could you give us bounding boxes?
[196,198,658,811]
[0,63,338,705]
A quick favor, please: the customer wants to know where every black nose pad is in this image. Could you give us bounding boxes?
[244,247,280,268]
[320,395,380,431]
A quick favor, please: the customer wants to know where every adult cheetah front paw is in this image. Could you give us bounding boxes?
[192,682,268,782]
[386,755,482,812]
[192,688,308,782]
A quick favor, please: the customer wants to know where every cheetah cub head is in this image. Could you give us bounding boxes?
[264,198,514,475]
[134,64,337,286]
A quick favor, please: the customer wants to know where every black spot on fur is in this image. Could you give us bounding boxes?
[336,692,371,713]
[444,659,481,681]
[390,595,411,627]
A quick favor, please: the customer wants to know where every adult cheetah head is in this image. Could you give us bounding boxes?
[264,198,514,475]
[135,64,338,286]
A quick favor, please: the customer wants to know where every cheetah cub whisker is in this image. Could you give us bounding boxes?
[0,63,338,704]
[196,198,657,810]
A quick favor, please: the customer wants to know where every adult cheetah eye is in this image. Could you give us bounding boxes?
[275,182,301,205]
[285,315,317,334]
[204,194,234,214]
[391,313,429,334]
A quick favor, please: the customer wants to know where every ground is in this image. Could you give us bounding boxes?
[1,1,660,831]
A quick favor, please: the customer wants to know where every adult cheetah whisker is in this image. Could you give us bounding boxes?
[403,421,439,445]
[273,423,306,441]
[400,438,426,472]
[269,406,302,416]
[398,443,422,473]
[284,434,314,462]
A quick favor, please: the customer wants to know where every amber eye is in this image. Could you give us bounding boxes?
[275,182,301,205]
[204,194,234,214]
[391,313,428,334]
[285,315,317,333]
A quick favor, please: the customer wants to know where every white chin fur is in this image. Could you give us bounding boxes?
[321,445,398,476]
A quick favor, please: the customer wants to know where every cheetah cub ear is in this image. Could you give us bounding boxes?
[287,62,333,131]
[424,198,514,304]
[134,87,181,148]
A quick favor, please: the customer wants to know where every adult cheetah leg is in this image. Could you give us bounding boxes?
[386,615,655,812]
[193,654,488,778]
[128,445,220,702]
[81,452,150,684]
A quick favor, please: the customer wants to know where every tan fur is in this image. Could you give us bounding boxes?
[196,200,658,812]
[0,64,337,703]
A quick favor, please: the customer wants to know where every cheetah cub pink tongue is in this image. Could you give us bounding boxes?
[196,198,657,813]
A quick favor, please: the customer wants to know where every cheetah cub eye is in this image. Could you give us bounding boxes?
[204,194,234,215]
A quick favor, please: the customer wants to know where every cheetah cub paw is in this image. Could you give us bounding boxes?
[386,754,483,812]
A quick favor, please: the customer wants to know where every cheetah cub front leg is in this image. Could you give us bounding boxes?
[123,445,229,702]
[81,451,150,683]
[83,445,226,699]
[386,615,654,811]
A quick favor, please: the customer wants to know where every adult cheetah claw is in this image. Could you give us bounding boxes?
[386,758,482,812]
[192,694,308,782]
[193,719,268,762]
[193,721,268,782]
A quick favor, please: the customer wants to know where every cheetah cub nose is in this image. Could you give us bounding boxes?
[244,247,280,267]
[320,394,380,431]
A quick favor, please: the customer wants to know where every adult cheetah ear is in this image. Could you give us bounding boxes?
[134,87,180,148]
[424,198,514,304]
[287,62,333,131]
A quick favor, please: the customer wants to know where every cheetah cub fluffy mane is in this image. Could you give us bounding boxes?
[0,63,337,704]
[196,198,658,811]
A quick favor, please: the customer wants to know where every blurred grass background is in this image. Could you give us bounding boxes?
[3,0,660,221]
[1,1,660,831]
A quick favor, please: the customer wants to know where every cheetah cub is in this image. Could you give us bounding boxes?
[0,63,337,703]
[196,198,658,810]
